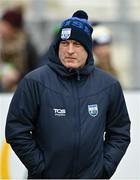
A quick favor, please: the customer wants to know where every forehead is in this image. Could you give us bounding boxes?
[60,39,81,44]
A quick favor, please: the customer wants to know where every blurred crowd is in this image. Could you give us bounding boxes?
[0,6,38,92]
[92,24,118,77]
[0,6,118,92]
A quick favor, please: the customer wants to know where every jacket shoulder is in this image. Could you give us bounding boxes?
[23,65,68,95]
[94,67,118,86]
[24,65,56,84]
[90,67,122,95]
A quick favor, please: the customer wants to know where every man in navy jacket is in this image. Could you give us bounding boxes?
[5,10,131,179]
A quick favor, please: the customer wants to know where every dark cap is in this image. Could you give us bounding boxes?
[57,10,93,56]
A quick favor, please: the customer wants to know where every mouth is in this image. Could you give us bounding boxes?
[65,57,76,60]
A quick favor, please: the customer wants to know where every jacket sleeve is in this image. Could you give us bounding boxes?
[5,77,45,178]
[104,81,131,178]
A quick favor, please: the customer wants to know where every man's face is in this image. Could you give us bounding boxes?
[58,40,88,69]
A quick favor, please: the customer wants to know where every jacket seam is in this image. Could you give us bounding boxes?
[24,77,119,98]
[24,77,71,97]
[80,81,119,99]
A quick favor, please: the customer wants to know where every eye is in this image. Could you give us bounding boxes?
[74,42,81,47]
[60,41,68,46]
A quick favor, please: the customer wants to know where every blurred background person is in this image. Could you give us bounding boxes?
[0,6,39,92]
[92,24,118,78]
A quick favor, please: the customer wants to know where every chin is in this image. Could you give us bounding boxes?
[64,63,76,69]
[66,65,78,69]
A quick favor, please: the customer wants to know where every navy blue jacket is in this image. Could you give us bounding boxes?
[5,41,130,179]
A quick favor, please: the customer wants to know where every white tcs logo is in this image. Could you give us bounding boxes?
[53,108,66,116]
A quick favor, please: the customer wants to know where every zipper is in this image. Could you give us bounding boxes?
[76,70,80,81]
[71,78,81,178]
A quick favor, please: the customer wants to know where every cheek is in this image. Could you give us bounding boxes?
[81,51,88,61]
[58,49,62,58]
[84,52,88,60]
[59,49,65,62]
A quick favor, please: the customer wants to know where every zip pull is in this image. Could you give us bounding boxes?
[76,70,80,81]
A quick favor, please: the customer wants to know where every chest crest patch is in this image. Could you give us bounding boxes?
[88,104,98,117]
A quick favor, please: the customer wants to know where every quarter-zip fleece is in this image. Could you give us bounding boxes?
[5,41,130,179]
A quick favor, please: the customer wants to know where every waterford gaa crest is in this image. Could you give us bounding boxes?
[61,28,71,40]
[88,104,98,117]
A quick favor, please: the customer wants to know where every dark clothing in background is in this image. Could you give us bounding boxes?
[25,39,38,72]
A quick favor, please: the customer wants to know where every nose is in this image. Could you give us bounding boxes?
[67,43,74,54]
